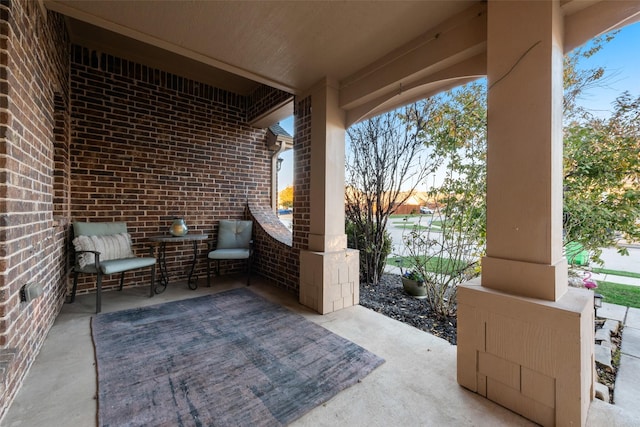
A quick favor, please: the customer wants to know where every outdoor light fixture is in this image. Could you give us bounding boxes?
[594,293,604,317]
[277,157,284,171]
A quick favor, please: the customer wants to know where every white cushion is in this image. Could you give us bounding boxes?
[73,233,134,268]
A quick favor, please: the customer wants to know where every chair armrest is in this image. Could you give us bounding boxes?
[74,250,102,268]
[75,250,101,255]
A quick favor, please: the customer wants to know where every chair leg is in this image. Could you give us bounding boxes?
[247,257,252,286]
[119,272,125,291]
[207,258,211,287]
[70,270,79,303]
[149,264,156,297]
[96,272,103,314]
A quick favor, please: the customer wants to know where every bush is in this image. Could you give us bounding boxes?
[346,219,392,285]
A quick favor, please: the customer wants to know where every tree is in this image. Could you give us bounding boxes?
[278,185,293,209]
[562,33,640,262]
[401,82,487,316]
[563,92,640,262]
[397,32,640,314]
[345,107,438,285]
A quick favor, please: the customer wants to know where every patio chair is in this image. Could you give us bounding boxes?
[207,220,253,286]
[70,221,157,313]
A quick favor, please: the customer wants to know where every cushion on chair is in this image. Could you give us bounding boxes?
[73,233,135,268]
[216,220,252,250]
[99,257,157,274]
[73,221,128,237]
[208,248,251,260]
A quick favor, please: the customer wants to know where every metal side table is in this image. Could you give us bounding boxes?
[149,234,209,293]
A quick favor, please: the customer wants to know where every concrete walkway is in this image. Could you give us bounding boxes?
[612,306,640,415]
[591,272,640,287]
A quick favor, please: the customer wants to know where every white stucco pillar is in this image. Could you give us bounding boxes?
[299,78,359,314]
[482,1,567,301]
[457,2,593,426]
[481,0,567,301]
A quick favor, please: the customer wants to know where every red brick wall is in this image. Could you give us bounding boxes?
[69,46,279,293]
[248,203,298,294]
[293,96,312,251]
[246,85,292,124]
[0,4,303,418]
[0,0,69,419]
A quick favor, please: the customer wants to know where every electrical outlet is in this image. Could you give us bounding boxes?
[20,283,43,302]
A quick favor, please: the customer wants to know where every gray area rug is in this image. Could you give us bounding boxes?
[92,288,384,426]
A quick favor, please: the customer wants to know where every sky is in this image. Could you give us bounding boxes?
[276,21,640,192]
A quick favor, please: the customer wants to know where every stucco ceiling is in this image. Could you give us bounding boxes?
[45,0,477,95]
[43,0,640,125]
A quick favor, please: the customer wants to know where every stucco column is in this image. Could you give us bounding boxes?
[457,2,593,426]
[482,0,567,301]
[299,78,359,314]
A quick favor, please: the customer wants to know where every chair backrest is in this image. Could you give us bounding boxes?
[216,220,252,250]
[73,221,128,237]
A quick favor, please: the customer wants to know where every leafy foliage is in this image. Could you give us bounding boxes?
[563,92,640,261]
[278,185,294,209]
[398,83,486,316]
[345,109,438,285]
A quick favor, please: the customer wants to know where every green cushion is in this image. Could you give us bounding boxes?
[76,257,156,275]
[74,221,128,237]
[208,248,250,260]
[216,220,252,249]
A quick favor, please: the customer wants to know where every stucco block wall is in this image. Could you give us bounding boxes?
[0,0,69,419]
[458,280,594,426]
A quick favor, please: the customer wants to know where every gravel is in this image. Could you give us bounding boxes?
[359,273,458,345]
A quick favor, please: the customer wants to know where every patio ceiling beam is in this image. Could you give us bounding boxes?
[344,53,485,127]
[564,0,640,52]
[338,2,487,114]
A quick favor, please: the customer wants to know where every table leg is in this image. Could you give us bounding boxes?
[155,241,169,294]
[187,239,199,290]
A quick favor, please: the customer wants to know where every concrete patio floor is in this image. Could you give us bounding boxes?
[2,277,639,426]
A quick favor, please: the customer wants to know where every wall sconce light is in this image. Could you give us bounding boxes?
[277,157,284,171]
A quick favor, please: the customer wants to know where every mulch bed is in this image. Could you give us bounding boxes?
[359,273,457,345]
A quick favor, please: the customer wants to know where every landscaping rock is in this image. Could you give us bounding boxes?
[595,343,613,370]
[595,328,611,343]
[595,328,611,342]
[359,273,457,345]
[597,303,627,322]
[603,319,620,335]
[594,381,610,402]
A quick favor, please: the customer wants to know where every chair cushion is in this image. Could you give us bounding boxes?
[216,220,252,249]
[208,248,250,260]
[73,221,128,237]
[73,233,135,268]
[75,257,156,275]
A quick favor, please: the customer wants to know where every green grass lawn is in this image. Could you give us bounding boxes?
[596,281,640,309]
[591,268,640,279]
[391,219,443,229]
[393,224,430,230]
[388,255,468,275]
